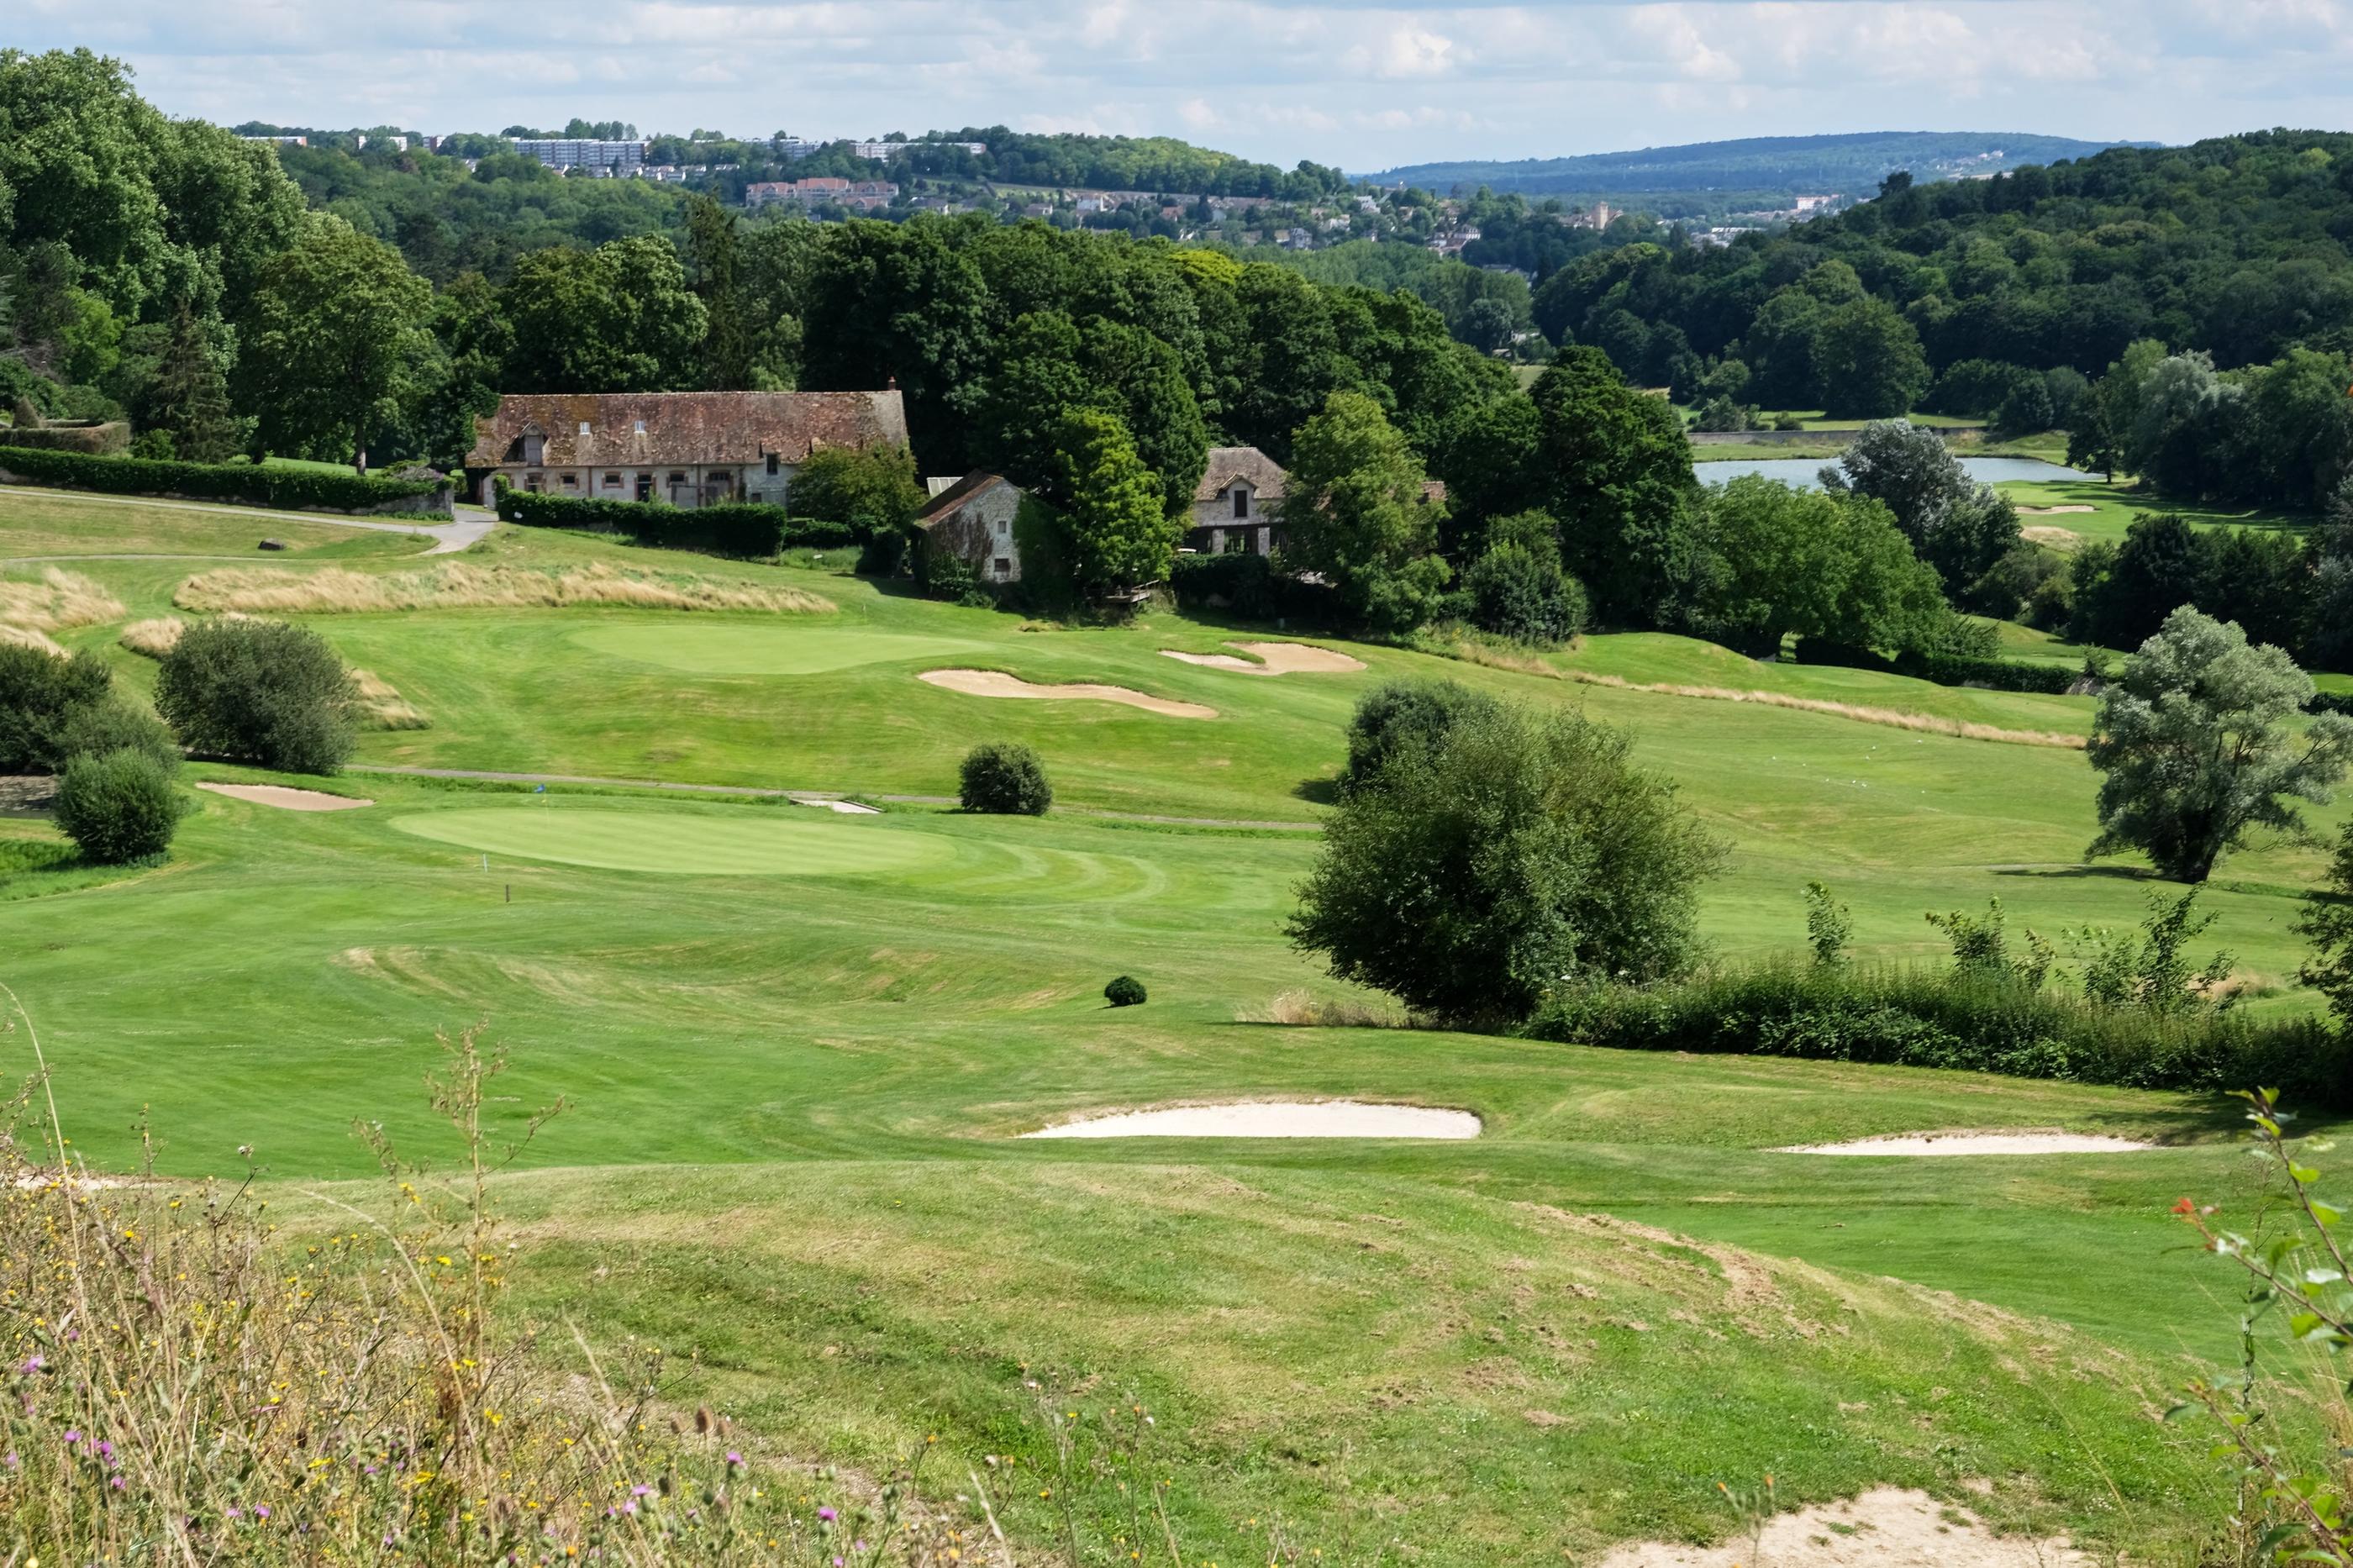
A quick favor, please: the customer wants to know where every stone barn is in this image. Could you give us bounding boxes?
[913,472,1024,584]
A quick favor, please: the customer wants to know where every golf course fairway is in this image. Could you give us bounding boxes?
[389,803,956,875]
[570,621,997,675]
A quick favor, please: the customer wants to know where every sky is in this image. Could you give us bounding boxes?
[13,0,2352,171]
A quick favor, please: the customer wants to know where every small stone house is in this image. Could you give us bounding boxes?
[1185,446,1287,556]
[914,472,1024,583]
[464,390,908,508]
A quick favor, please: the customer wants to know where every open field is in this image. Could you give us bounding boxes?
[1996,477,2314,547]
[8,492,2350,1562]
[0,486,434,559]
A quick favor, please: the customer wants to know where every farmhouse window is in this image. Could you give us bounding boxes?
[522,434,545,464]
[993,558,1011,578]
[766,455,780,476]
[603,472,622,487]
[560,473,579,488]
[667,472,687,486]
[1231,487,1249,518]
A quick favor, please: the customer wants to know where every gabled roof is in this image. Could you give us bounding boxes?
[464,391,908,469]
[915,471,1017,526]
[1194,445,1286,503]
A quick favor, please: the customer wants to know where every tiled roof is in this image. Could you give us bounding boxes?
[1193,445,1287,503]
[465,391,908,469]
[916,471,1015,525]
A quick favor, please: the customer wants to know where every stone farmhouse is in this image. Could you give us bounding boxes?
[464,391,908,508]
[914,472,1025,584]
[1185,445,1287,555]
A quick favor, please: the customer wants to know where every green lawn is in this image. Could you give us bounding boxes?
[0,486,431,559]
[4,492,2343,1564]
[1999,477,2314,548]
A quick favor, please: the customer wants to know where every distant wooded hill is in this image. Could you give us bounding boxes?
[1366,131,2160,218]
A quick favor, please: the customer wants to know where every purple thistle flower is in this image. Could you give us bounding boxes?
[19,1355,41,1374]
[726,1451,742,1467]
[817,1507,837,1523]
[226,1507,241,1519]
[622,1500,637,1516]
[109,1474,125,1490]
[97,1440,113,1460]
[632,1485,652,1497]
[61,1430,80,1444]
[255,1505,271,1520]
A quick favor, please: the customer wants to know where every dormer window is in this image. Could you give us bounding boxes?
[634,420,646,435]
[1231,487,1250,519]
[766,455,780,476]
[522,434,545,465]
[578,422,592,436]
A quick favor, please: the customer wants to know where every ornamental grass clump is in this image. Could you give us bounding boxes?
[0,999,982,1567]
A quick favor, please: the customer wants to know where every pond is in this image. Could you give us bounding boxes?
[1692,456,2098,487]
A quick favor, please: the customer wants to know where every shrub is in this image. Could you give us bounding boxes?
[1461,544,1586,646]
[52,748,184,863]
[1524,960,2349,1108]
[57,697,179,772]
[0,445,444,513]
[959,742,1051,815]
[1291,698,1725,1023]
[789,445,924,542]
[0,645,110,772]
[155,618,356,775]
[1338,678,1503,793]
[1103,975,1147,1007]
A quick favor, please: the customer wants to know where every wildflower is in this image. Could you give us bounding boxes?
[633,1486,652,1497]
[61,1430,80,1444]
[97,1441,112,1460]
[255,1505,271,1519]
[18,1354,41,1374]
[726,1452,743,1467]
[2172,1196,2197,1215]
[108,1475,124,1490]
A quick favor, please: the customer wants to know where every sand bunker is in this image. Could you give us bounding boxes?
[196,781,374,812]
[1024,1101,1480,1139]
[919,669,1216,718]
[2020,525,2083,547]
[1778,1129,2155,1156]
[1159,641,1367,676]
[1597,1485,2088,1567]
[2019,503,2096,515]
[799,797,881,815]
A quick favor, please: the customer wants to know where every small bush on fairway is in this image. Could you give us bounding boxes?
[0,645,176,775]
[1292,697,1724,1023]
[960,742,1051,815]
[1103,975,1147,1007]
[155,618,355,775]
[52,748,184,864]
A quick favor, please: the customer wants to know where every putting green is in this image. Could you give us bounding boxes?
[571,623,995,676]
[388,806,956,876]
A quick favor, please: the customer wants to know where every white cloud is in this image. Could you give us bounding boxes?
[2,1,2339,169]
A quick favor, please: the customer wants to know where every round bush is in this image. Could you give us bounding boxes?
[154,618,355,775]
[52,748,184,865]
[1103,975,1147,1008]
[1462,544,1587,647]
[959,743,1051,816]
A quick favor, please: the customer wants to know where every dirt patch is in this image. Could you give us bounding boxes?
[919,668,1216,718]
[2019,503,2097,515]
[1595,1485,2088,1566]
[1778,1129,2156,1156]
[196,781,374,813]
[2020,524,2083,547]
[1160,640,1367,676]
[1022,1101,1479,1139]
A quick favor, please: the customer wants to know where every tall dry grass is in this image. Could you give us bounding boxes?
[0,623,67,658]
[353,668,430,730]
[0,567,125,638]
[175,562,834,617]
[0,995,984,1567]
[1560,670,2087,750]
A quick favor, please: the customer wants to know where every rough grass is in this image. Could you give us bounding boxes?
[352,668,429,730]
[1561,669,2087,749]
[175,561,834,616]
[0,622,66,657]
[0,566,126,635]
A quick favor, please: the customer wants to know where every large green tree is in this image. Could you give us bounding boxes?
[1811,297,1931,418]
[1699,476,1946,655]
[1052,408,1176,597]
[1819,420,2019,597]
[2088,608,2353,882]
[500,234,708,394]
[1279,391,1450,634]
[233,218,429,471]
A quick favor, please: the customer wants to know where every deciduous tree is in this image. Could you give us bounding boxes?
[233,218,429,471]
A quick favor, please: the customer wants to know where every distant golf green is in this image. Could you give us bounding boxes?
[390,805,955,875]
[570,622,995,675]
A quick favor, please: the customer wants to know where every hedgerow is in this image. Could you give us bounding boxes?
[494,490,855,557]
[1524,960,2351,1109]
[0,446,446,514]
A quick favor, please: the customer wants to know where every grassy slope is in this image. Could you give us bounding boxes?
[0,487,427,558]
[5,497,2342,1561]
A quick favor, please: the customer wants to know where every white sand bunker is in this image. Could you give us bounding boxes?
[1598,1485,2088,1567]
[798,797,880,815]
[1160,641,1367,676]
[2019,503,2097,515]
[919,669,1215,718]
[1778,1128,2155,1156]
[196,781,374,812]
[1024,1100,1480,1139]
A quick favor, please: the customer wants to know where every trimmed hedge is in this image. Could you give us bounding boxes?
[0,445,445,514]
[1169,551,1339,624]
[1794,639,2085,694]
[495,488,855,558]
[0,422,129,455]
[1524,961,2351,1109]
